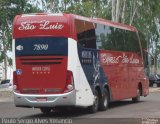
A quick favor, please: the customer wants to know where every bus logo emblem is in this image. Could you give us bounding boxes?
[16,69,22,75]
[16,45,23,51]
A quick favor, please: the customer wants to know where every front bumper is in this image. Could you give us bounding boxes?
[14,90,76,108]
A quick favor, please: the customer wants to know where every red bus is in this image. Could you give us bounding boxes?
[12,13,149,113]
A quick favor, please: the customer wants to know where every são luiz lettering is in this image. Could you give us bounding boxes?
[18,20,64,30]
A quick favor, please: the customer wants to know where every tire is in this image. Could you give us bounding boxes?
[132,87,141,103]
[40,108,52,114]
[88,90,99,113]
[99,89,109,111]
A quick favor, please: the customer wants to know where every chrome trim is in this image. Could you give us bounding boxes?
[14,90,76,107]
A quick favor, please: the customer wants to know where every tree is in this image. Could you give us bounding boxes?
[0,0,40,79]
[1,0,160,76]
[111,0,160,74]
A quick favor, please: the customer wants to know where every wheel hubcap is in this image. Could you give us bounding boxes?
[94,96,98,109]
[104,96,108,107]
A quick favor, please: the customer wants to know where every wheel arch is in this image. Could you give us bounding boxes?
[94,84,111,102]
[95,85,102,98]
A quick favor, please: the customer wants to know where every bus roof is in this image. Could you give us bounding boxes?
[13,13,137,39]
[71,14,137,32]
[12,13,71,39]
[20,13,136,31]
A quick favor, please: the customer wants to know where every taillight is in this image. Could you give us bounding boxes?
[13,71,19,93]
[64,70,74,93]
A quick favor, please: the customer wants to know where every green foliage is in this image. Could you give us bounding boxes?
[0,0,41,79]
[62,0,160,73]
[0,52,5,62]
[0,0,40,54]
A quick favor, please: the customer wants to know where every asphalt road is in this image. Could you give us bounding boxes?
[0,92,160,124]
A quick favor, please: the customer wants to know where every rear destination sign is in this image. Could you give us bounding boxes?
[32,66,51,72]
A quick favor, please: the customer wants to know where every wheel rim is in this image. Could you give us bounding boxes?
[94,96,98,109]
[103,95,108,107]
[94,95,99,110]
[137,89,140,100]
[137,89,140,94]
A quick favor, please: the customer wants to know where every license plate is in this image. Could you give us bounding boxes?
[36,97,47,102]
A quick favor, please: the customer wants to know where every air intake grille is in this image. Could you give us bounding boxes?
[20,57,63,65]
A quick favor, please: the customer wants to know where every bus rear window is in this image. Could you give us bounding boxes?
[15,37,68,56]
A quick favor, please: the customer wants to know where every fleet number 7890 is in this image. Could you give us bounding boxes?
[33,44,48,51]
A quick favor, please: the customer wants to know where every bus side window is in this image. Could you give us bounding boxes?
[75,19,96,49]
[95,24,124,51]
[75,19,86,47]
[95,24,110,50]
[84,21,96,49]
[95,23,142,54]
[125,31,142,56]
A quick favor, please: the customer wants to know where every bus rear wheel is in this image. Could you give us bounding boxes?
[40,107,52,114]
[88,90,99,113]
[99,89,109,111]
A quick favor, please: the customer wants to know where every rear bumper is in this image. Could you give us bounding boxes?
[14,90,76,108]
